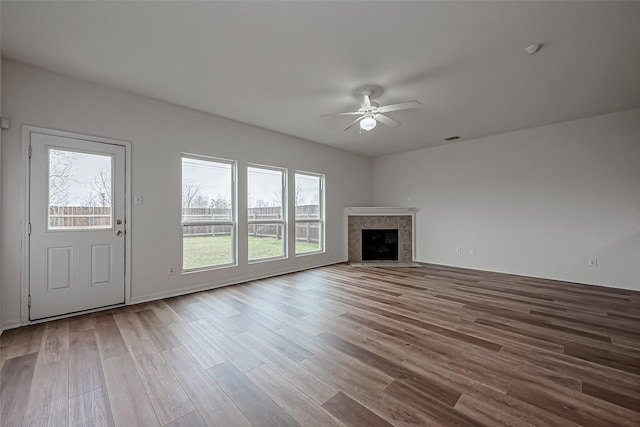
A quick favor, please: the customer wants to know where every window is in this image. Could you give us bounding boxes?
[295,172,324,254]
[247,165,286,261]
[182,155,236,271]
[48,148,114,230]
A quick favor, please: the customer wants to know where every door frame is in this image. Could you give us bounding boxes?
[21,125,132,324]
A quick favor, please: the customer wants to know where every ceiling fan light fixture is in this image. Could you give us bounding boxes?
[360,117,377,131]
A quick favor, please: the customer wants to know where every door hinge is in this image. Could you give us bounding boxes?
[28,295,32,308]
[28,223,32,235]
[28,145,32,158]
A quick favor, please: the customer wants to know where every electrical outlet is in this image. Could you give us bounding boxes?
[408,195,413,201]
[588,258,597,267]
[455,247,461,254]
[168,265,176,275]
[470,248,476,255]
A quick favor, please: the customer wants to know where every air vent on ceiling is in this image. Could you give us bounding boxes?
[444,136,460,142]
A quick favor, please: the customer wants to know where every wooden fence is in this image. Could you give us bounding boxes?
[49,206,111,229]
[182,206,320,243]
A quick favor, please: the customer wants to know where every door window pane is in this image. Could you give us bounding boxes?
[48,148,113,230]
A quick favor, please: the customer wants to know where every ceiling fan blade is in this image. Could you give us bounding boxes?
[343,116,364,131]
[378,100,420,113]
[359,93,372,108]
[319,111,361,117]
[374,113,401,127]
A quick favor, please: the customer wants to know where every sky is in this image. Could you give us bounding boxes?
[49,149,112,206]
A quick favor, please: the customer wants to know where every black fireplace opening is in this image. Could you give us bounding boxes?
[362,229,398,261]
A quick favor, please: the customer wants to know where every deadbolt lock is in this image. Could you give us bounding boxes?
[116,219,123,225]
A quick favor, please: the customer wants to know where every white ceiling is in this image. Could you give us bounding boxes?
[2,1,640,157]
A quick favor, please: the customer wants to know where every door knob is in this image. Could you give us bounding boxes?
[116,230,123,236]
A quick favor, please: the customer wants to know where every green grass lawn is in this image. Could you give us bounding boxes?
[183,235,320,269]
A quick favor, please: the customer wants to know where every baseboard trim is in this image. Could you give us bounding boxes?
[0,319,23,335]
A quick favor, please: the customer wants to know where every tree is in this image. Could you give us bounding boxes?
[209,194,230,210]
[49,150,77,206]
[272,184,304,207]
[182,178,208,208]
[84,167,112,207]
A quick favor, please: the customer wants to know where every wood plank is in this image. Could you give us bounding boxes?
[164,411,207,427]
[230,314,313,362]
[167,321,226,369]
[69,387,114,427]
[507,381,640,426]
[162,346,251,427]
[127,340,195,425]
[0,352,38,427]
[190,319,262,373]
[315,332,461,407]
[135,309,182,351]
[233,331,338,404]
[207,361,300,427]
[39,319,69,365]
[454,394,535,427]
[68,329,106,397]
[322,392,393,427]
[246,364,345,427]
[102,352,161,427]
[384,380,481,427]
[22,359,69,427]
[94,313,128,360]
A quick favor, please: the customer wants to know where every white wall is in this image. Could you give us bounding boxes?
[1,59,372,329]
[0,8,3,333]
[373,109,640,291]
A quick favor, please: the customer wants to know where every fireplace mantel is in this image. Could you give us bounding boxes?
[345,207,415,216]
[343,207,416,263]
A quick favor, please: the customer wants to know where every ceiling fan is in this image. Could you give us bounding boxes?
[321,88,420,132]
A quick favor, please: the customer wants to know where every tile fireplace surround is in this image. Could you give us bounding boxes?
[344,207,416,263]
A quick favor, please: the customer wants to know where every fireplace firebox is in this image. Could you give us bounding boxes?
[361,229,398,261]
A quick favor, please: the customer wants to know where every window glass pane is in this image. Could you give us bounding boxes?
[295,222,322,254]
[295,173,320,220]
[182,155,235,271]
[248,166,285,261]
[248,167,283,220]
[182,158,232,223]
[248,223,285,260]
[48,148,113,230]
[183,225,233,269]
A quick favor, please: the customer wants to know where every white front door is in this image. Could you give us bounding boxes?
[29,131,126,320]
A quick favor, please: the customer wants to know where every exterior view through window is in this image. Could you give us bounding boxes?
[182,155,236,271]
[247,165,286,261]
[48,148,114,230]
[295,172,324,254]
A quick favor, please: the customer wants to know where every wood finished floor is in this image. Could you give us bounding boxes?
[1,263,639,426]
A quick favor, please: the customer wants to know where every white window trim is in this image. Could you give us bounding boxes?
[295,171,325,256]
[247,164,288,263]
[181,153,237,273]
